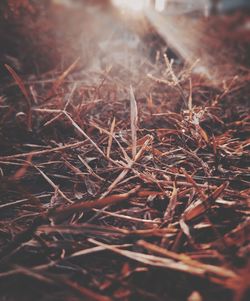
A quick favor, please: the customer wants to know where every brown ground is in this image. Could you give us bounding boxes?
[0,2,249,301]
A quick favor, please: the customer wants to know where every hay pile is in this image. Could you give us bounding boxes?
[0,2,249,301]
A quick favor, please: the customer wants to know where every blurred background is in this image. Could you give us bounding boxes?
[0,0,250,82]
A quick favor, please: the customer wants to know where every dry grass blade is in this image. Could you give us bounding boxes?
[43,83,77,127]
[89,238,206,277]
[101,135,152,198]
[51,185,140,217]
[64,111,107,159]
[107,117,116,159]
[11,265,55,284]
[48,57,80,97]
[130,86,138,160]
[11,154,33,180]
[35,165,73,204]
[5,64,32,129]
[164,182,178,222]
[5,64,30,103]
[0,140,87,161]
[184,182,229,222]
[137,240,241,289]
[62,279,112,301]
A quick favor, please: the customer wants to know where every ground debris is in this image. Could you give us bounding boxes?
[0,5,250,301]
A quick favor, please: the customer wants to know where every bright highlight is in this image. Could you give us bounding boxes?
[155,0,166,12]
[112,0,146,12]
